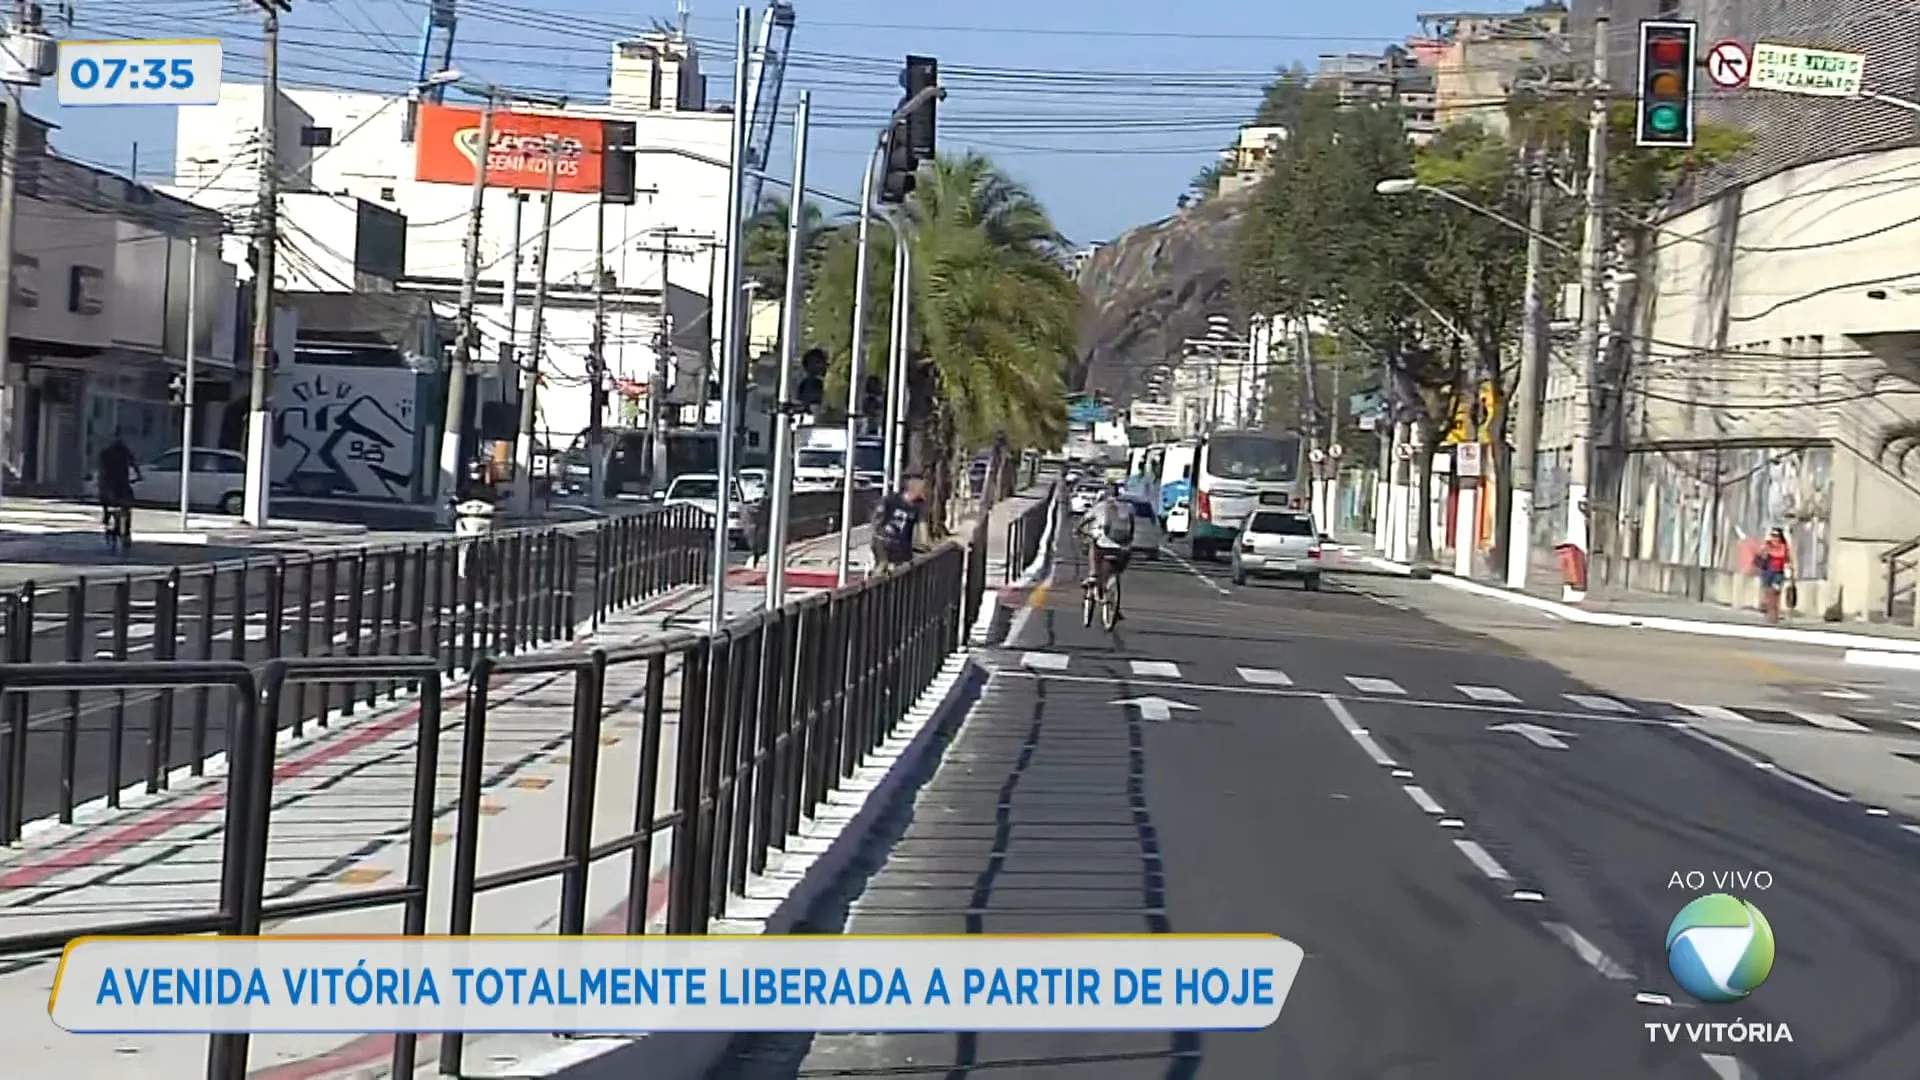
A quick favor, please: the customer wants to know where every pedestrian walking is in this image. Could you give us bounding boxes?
[869,474,928,575]
[1755,526,1793,623]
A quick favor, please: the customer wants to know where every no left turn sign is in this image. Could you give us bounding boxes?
[1707,39,1750,87]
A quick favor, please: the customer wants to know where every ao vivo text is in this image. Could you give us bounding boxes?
[1667,870,1772,890]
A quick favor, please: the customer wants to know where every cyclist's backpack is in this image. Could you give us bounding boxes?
[1105,505,1135,546]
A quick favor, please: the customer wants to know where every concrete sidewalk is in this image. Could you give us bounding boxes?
[0,494,1052,1080]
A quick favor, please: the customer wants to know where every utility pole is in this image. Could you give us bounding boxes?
[178,237,198,530]
[1564,0,1610,602]
[765,91,809,610]
[500,192,526,386]
[511,139,559,516]
[440,90,496,511]
[243,0,293,526]
[0,2,49,506]
[586,192,608,509]
[1505,151,1550,590]
[647,227,678,486]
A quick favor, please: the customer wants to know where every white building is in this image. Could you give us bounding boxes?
[1587,146,1920,620]
[3,109,237,495]
[165,30,736,486]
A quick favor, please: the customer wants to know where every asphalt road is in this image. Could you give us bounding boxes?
[712,536,1920,1079]
[0,517,699,828]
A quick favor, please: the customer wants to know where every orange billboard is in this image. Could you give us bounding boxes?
[413,104,606,194]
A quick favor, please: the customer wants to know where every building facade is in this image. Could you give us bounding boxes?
[3,108,237,496]
[1603,146,1920,619]
[165,29,736,480]
[1413,4,1571,138]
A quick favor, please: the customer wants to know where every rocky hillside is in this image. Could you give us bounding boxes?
[1075,186,1254,401]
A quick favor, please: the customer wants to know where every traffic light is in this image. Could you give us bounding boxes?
[901,55,937,157]
[1636,20,1697,148]
[878,120,917,205]
[796,347,827,409]
[859,373,884,418]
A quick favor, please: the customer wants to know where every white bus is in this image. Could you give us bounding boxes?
[1184,430,1308,561]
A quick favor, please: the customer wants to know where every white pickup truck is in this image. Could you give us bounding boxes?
[660,473,749,549]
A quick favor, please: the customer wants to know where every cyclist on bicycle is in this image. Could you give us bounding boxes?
[96,432,139,531]
[1076,481,1133,620]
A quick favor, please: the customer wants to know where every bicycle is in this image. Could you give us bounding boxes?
[1082,549,1122,631]
[102,500,133,553]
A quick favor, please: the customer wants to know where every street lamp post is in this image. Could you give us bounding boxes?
[708,5,753,635]
[834,83,947,587]
[765,91,811,611]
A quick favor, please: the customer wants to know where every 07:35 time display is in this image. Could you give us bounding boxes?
[67,56,195,92]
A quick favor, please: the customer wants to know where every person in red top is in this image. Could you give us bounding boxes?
[1757,527,1792,623]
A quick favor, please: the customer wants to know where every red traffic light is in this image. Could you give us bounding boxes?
[1648,36,1687,66]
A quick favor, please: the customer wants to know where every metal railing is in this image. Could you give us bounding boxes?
[0,534,991,1079]
[0,505,708,843]
[1003,487,1058,584]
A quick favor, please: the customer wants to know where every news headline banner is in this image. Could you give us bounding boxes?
[52,934,1305,1034]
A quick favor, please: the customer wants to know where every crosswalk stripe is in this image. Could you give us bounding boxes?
[1020,651,1070,671]
[1904,720,1920,735]
[1131,660,1182,679]
[1791,711,1870,732]
[1346,676,1405,695]
[1565,693,1634,714]
[1236,667,1292,686]
[1676,703,1752,723]
[1456,685,1518,703]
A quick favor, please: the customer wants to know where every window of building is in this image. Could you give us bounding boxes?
[379,186,396,201]
[299,125,333,148]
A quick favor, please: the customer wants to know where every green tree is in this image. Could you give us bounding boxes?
[1190,161,1225,199]
[802,153,1075,527]
[743,195,829,300]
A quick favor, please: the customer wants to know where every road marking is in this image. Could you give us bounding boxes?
[1237,666,1292,686]
[1676,703,1753,723]
[1452,838,1513,881]
[1700,1053,1757,1079]
[1402,785,1444,814]
[1821,688,1869,701]
[1437,817,1465,829]
[1320,694,1396,767]
[1565,693,1634,714]
[1131,660,1182,679]
[1112,695,1197,722]
[1902,824,1920,837]
[1164,546,1231,596]
[1020,651,1070,671]
[1636,992,1675,1006]
[1543,921,1633,980]
[1791,710,1869,732]
[1905,720,1920,735]
[1489,722,1575,750]
[1346,676,1405,695]
[1457,684,1518,703]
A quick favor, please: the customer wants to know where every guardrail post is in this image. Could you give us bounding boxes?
[106,579,131,808]
[559,650,608,936]
[289,559,313,730]
[191,570,216,768]
[2,584,37,839]
[627,652,670,934]
[150,569,181,792]
[342,553,365,715]
[724,619,763,899]
[58,581,84,822]
[439,654,495,1078]
[666,641,711,934]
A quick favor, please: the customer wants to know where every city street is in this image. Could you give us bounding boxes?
[713,537,1920,1079]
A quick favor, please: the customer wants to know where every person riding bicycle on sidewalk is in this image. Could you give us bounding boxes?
[96,432,139,529]
[1077,481,1133,619]
[869,474,928,575]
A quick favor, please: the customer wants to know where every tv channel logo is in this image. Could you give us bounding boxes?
[1666,893,1774,1003]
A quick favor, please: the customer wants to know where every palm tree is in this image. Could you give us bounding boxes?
[803,153,1075,526]
[743,195,829,300]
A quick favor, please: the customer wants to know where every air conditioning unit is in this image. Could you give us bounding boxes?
[0,29,55,84]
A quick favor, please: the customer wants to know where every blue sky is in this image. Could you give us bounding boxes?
[37,0,1439,245]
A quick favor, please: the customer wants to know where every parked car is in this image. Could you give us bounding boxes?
[1126,498,1163,560]
[1231,508,1323,590]
[1164,497,1191,538]
[738,467,769,503]
[658,472,749,548]
[90,448,248,515]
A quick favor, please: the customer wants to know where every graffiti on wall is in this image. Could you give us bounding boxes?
[271,365,418,501]
[1622,446,1831,579]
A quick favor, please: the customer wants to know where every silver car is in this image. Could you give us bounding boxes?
[1231,509,1323,590]
[1125,498,1163,560]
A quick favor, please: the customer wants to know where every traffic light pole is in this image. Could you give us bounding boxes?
[709,5,751,634]
[836,83,946,586]
[766,91,810,610]
[881,211,911,490]
[1563,0,1609,602]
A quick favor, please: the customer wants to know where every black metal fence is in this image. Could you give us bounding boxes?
[0,505,708,843]
[0,536,984,1080]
